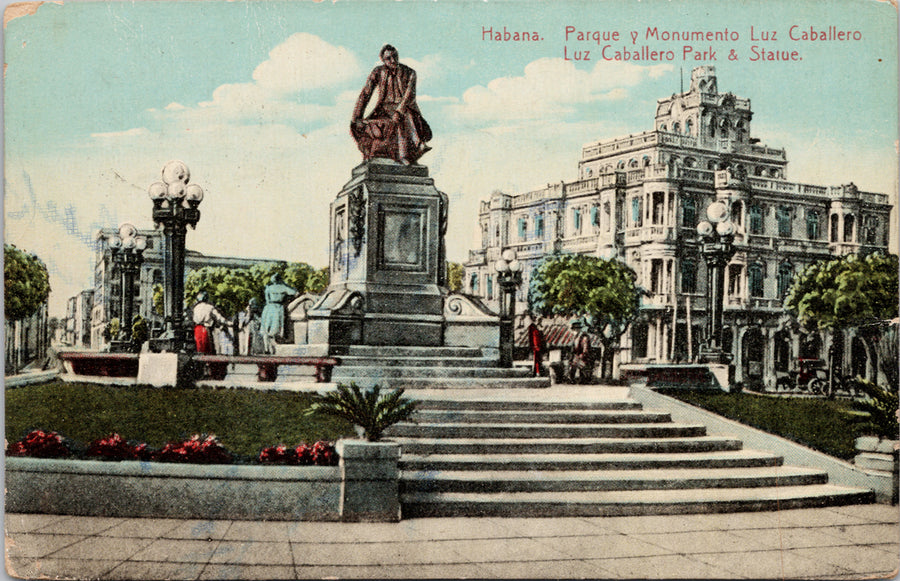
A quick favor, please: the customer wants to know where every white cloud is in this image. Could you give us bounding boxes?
[448,59,672,122]
[90,127,150,139]
[251,33,361,94]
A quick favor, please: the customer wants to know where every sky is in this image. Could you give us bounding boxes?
[4,0,898,317]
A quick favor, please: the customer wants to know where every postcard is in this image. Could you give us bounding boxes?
[4,0,898,579]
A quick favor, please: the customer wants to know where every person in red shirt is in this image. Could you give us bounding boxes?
[526,315,546,377]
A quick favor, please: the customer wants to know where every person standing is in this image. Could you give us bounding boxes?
[526,315,546,377]
[260,274,298,354]
[569,318,595,384]
[192,292,228,354]
[238,298,264,355]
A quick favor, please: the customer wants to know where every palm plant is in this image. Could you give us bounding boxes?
[306,383,416,442]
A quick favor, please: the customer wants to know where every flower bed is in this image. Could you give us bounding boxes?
[6,439,400,522]
[6,429,338,467]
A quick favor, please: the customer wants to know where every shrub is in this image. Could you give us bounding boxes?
[306,383,416,442]
[154,434,233,464]
[7,429,70,459]
[86,433,150,461]
[852,378,900,440]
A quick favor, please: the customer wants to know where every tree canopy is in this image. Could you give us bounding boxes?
[446,262,464,292]
[528,253,641,377]
[183,262,329,318]
[785,253,898,331]
[4,244,51,322]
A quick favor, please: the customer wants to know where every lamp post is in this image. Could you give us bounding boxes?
[494,248,522,368]
[148,161,204,353]
[108,223,147,350]
[696,200,736,364]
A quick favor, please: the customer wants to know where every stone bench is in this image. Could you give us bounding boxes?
[194,355,340,383]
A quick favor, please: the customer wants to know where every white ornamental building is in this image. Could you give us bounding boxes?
[464,66,892,389]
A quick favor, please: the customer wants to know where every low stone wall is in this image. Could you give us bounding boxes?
[6,440,401,521]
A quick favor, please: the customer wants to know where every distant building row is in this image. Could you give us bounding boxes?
[61,228,279,350]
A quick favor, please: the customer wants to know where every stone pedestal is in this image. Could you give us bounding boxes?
[305,160,448,351]
[337,440,401,522]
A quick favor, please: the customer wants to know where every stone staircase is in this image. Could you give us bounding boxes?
[327,346,550,389]
[391,396,875,517]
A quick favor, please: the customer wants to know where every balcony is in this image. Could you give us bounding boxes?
[624,226,678,244]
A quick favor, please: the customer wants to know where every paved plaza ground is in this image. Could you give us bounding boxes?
[5,504,898,580]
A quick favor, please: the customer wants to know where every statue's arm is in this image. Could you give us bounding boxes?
[352,69,378,122]
[397,68,416,117]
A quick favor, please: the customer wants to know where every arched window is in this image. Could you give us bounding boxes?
[659,124,667,132]
[843,214,855,243]
[806,210,820,240]
[830,214,839,242]
[628,158,639,168]
[685,119,693,136]
[642,156,651,167]
[777,261,793,298]
[672,122,681,133]
[777,206,792,238]
[720,119,731,139]
[617,160,626,170]
[748,263,764,297]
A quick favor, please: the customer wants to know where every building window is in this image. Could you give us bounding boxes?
[486,275,493,300]
[681,198,697,228]
[806,210,820,240]
[631,197,642,227]
[749,263,764,297]
[865,216,879,245]
[777,262,793,298]
[685,119,693,135]
[731,201,743,226]
[469,273,479,293]
[650,259,663,294]
[632,323,649,358]
[652,192,665,225]
[590,205,599,227]
[517,217,527,240]
[777,206,792,238]
[603,202,611,232]
[749,205,763,234]
[830,214,839,242]
[573,208,582,232]
[681,259,697,293]
[728,265,743,298]
[535,214,544,238]
[843,214,855,243]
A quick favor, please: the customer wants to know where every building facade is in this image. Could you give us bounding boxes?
[465,66,893,389]
[87,227,282,348]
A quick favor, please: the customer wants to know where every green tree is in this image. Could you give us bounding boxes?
[305,267,330,294]
[528,253,641,379]
[446,262,464,292]
[4,244,51,322]
[785,253,898,331]
[152,284,165,316]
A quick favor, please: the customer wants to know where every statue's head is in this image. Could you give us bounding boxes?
[270,274,282,284]
[380,44,398,71]
[197,291,209,303]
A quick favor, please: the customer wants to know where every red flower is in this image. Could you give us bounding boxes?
[8,430,69,458]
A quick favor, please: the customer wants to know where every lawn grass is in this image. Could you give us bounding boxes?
[657,389,867,460]
[5,382,355,459]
